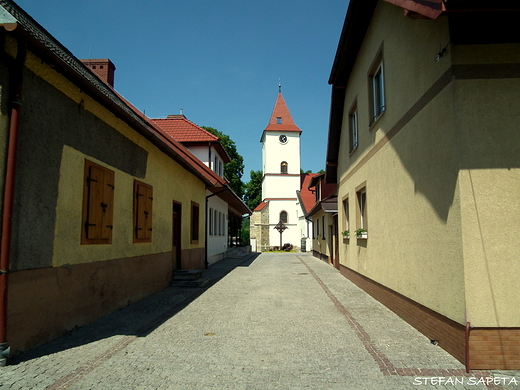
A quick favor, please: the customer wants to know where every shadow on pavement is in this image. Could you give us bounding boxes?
[8,253,261,365]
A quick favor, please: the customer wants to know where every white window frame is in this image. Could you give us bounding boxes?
[349,107,358,153]
[370,61,385,124]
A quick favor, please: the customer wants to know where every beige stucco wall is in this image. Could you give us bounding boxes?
[453,56,520,326]
[337,1,466,323]
[19,46,206,267]
[337,0,520,327]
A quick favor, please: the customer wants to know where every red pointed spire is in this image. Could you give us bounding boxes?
[264,92,301,133]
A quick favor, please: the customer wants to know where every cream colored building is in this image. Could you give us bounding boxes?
[251,90,306,250]
[326,0,520,370]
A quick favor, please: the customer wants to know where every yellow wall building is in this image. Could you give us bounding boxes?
[0,1,226,357]
[326,0,520,370]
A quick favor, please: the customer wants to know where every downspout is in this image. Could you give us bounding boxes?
[0,37,26,366]
[465,322,471,373]
[205,187,228,269]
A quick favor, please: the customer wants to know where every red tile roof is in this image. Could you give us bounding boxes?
[384,0,445,20]
[152,115,219,143]
[264,93,301,133]
[110,93,224,188]
[152,115,231,163]
[299,173,319,214]
[253,200,269,212]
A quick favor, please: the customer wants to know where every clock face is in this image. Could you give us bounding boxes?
[279,135,288,144]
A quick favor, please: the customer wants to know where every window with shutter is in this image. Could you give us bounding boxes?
[134,180,153,243]
[82,160,115,245]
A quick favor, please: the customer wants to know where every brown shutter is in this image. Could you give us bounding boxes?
[134,181,153,242]
[83,160,115,244]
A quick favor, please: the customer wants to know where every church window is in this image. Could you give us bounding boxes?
[280,211,288,224]
[281,161,288,174]
[276,117,282,124]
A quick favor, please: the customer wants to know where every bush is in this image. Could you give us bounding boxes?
[282,243,293,252]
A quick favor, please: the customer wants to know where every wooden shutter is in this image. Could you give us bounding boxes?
[134,181,153,242]
[82,160,115,244]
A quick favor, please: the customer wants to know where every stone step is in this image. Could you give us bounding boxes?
[172,270,203,281]
[170,277,213,288]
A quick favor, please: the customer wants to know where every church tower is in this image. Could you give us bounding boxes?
[258,86,302,248]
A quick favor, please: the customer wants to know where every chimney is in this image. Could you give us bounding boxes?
[80,59,116,87]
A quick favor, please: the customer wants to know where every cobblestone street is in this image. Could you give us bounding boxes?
[1,253,518,389]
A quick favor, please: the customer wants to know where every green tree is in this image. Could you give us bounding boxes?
[202,126,244,198]
[244,169,263,211]
[300,169,325,174]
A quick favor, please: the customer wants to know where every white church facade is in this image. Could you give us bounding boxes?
[250,90,313,251]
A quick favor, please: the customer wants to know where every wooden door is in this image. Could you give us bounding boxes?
[172,202,182,270]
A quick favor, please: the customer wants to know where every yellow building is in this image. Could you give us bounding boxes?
[0,1,230,359]
[326,0,520,370]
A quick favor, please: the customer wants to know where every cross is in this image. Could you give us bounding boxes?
[274,221,288,249]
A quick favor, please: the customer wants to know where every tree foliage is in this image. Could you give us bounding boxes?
[301,169,325,174]
[244,169,263,211]
[202,126,244,198]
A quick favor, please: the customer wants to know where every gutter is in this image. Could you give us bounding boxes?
[0,34,25,366]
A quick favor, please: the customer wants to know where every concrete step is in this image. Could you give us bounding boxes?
[170,277,213,288]
[172,270,203,281]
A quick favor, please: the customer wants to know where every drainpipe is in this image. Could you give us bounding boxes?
[205,187,228,269]
[0,39,26,366]
[465,322,471,373]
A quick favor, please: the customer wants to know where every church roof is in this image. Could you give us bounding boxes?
[253,200,269,212]
[264,93,301,133]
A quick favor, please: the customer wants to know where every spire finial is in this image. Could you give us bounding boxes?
[278,79,281,94]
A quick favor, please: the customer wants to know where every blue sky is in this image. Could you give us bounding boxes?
[14,0,348,181]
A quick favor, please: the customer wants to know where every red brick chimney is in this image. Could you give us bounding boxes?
[80,59,116,87]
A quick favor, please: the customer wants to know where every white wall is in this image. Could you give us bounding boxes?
[206,190,228,265]
[262,131,300,175]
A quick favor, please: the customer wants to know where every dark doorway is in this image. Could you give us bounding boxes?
[172,202,182,270]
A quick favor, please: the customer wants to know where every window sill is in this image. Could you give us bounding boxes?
[369,109,385,131]
[349,145,358,156]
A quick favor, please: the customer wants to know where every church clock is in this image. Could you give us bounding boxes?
[279,134,288,144]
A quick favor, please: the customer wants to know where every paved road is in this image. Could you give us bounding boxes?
[1,253,518,389]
